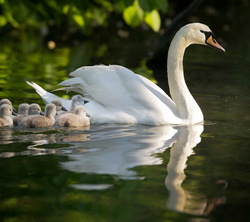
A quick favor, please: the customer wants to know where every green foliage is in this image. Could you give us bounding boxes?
[123,0,167,31]
[0,0,168,38]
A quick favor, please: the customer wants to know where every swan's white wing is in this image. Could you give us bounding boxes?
[113,65,177,111]
[59,65,181,125]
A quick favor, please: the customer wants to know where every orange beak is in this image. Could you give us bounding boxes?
[206,35,225,52]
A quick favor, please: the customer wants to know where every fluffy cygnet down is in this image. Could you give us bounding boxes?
[51,99,67,112]
[0,98,12,107]
[28,103,43,115]
[13,103,29,126]
[19,103,57,128]
[0,98,16,112]
[68,95,87,113]
[0,104,15,127]
[55,105,90,127]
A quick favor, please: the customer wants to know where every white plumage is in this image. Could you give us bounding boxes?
[27,23,225,125]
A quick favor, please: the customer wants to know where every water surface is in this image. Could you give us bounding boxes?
[0,31,249,222]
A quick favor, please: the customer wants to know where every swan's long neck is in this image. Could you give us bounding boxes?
[167,32,203,124]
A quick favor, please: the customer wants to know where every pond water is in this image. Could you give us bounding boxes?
[0,27,250,222]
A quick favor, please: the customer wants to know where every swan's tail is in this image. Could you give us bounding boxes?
[26,81,65,105]
[26,81,89,110]
[26,81,47,97]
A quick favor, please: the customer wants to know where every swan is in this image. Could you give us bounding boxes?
[27,23,225,125]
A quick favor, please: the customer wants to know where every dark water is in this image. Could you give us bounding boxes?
[0,30,250,222]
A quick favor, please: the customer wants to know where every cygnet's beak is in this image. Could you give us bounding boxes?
[86,112,91,117]
[62,106,68,111]
[40,112,45,116]
[84,100,89,104]
[12,110,18,116]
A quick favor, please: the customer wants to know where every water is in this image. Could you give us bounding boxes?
[0,30,250,222]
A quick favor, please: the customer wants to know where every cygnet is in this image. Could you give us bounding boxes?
[51,99,67,113]
[28,103,43,115]
[55,105,90,127]
[19,104,57,128]
[68,95,87,113]
[13,103,29,126]
[0,104,15,127]
[0,98,16,112]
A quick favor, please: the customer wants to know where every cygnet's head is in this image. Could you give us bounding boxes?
[72,95,89,105]
[0,99,12,107]
[51,100,67,111]
[28,103,42,115]
[74,105,85,115]
[45,103,57,117]
[72,95,85,103]
[178,23,225,52]
[74,105,90,117]
[0,104,13,117]
[18,103,29,115]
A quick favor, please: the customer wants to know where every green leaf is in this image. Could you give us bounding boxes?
[72,14,85,27]
[138,0,154,12]
[0,15,7,27]
[155,0,168,13]
[144,10,161,32]
[63,5,70,14]
[123,0,144,27]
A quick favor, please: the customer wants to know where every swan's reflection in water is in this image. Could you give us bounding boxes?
[0,124,226,216]
[61,124,225,216]
[165,125,205,214]
[62,125,178,178]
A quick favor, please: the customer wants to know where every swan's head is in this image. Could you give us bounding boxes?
[181,23,225,52]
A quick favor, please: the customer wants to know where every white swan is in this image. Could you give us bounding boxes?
[28,23,224,125]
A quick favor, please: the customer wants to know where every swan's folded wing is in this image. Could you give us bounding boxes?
[58,77,87,95]
[60,65,131,106]
[58,64,180,124]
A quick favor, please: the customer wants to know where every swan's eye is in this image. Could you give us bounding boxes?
[200,30,215,40]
